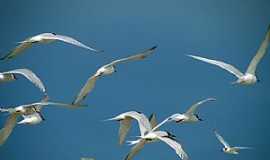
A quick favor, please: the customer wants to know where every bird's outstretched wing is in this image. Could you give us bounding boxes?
[246,25,270,75]
[0,113,18,145]
[188,55,244,78]
[4,68,47,94]
[73,75,98,105]
[233,146,253,150]
[119,117,132,145]
[0,42,32,61]
[214,130,230,148]
[125,140,146,160]
[157,135,189,160]
[21,101,87,109]
[42,34,103,52]
[149,113,158,129]
[105,46,157,67]
[186,98,216,114]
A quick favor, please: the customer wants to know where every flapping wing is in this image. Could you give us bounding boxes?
[157,136,189,160]
[0,42,32,61]
[106,46,157,67]
[72,75,98,105]
[233,146,253,150]
[22,101,87,109]
[149,113,158,129]
[125,111,152,136]
[0,113,18,145]
[246,25,270,75]
[6,68,47,94]
[188,55,244,78]
[214,130,230,148]
[119,118,132,145]
[151,115,174,132]
[125,140,146,160]
[43,34,102,52]
[186,98,216,114]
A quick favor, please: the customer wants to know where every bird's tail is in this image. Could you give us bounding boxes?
[231,80,239,85]
[126,139,141,145]
[0,108,12,113]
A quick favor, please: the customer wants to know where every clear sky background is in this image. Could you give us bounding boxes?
[0,0,269,160]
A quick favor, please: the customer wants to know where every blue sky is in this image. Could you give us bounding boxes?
[0,0,269,160]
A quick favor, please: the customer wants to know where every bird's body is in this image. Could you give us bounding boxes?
[235,73,257,85]
[170,113,200,123]
[27,33,56,43]
[18,113,43,125]
[223,147,240,154]
[1,32,102,61]
[188,25,270,85]
[73,46,157,105]
[95,65,116,77]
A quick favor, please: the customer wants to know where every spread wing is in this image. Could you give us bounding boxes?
[149,113,158,129]
[246,25,270,75]
[119,118,132,145]
[5,68,47,94]
[0,42,32,61]
[233,146,253,150]
[22,101,87,109]
[72,75,98,105]
[214,130,230,148]
[186,98,216,114]
[125,140,146,160]
[157,136,189,160]
[105,46,157,67]
[124,111,152,136]
[188,55,244,78]
[42,34,102,52]
[0,113,18,145]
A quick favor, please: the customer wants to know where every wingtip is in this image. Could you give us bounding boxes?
[207,97,217,101]
[186,54,196,58]
[95,49,105,53]
[150,45,158,50]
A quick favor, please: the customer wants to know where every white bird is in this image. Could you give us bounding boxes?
[188,25,270,85]
[109,111,188,160]
[0,68,47,94]
[72,46,157,105]
[214,130,252,154]
[0,98,86,145]
[0,32,102,61]
[166,98,216,124]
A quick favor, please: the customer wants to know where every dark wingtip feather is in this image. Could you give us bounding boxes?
[148,113,154,120]
[150,45,158,50]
